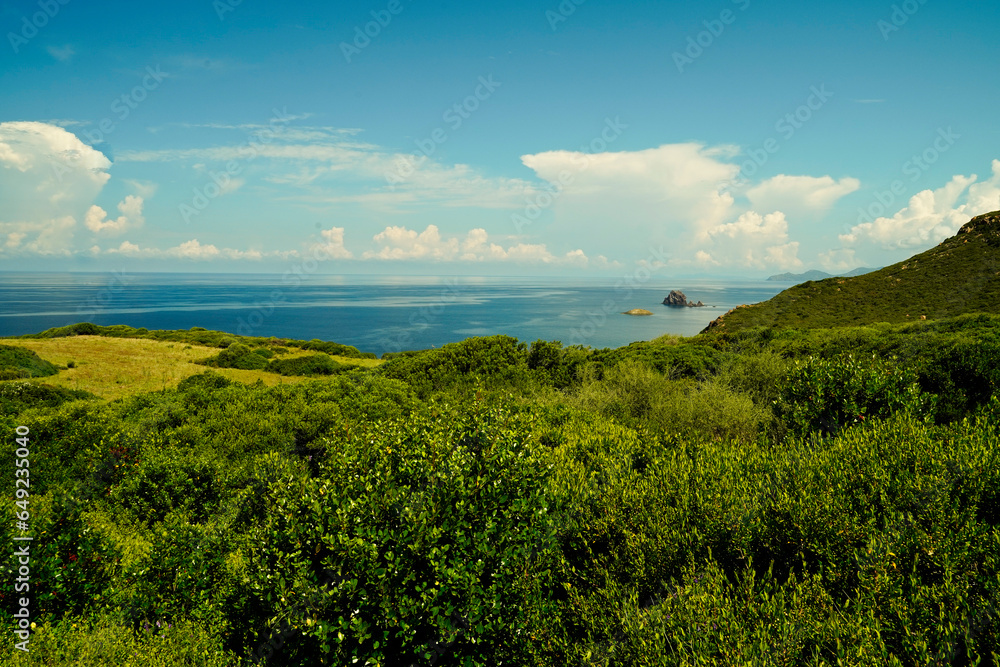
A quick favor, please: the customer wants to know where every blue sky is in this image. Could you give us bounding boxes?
[1,0,999,277]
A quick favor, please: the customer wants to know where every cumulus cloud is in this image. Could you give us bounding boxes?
[0,216,77,256]
[85,195,145,235]
[313,226,354,259]
[701,211,803,270]
[747,175,860,218]
[817,247,858,273]
[521,143,740,247]
[363,224,588,265]
[966,159,1000,216]
[0,121,114,255]
[104,239,266,260]
[517,142,844,267]
[840,175,978,248]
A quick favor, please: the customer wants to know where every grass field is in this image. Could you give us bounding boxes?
[11,336,380,401]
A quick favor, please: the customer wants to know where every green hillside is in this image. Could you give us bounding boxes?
[2,317,1000,664]
[0,344,59,380]
[704,210,1000,333]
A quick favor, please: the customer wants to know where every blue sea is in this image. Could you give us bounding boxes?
[0,273,784,356]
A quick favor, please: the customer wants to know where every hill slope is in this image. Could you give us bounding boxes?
[704,210,1000,332]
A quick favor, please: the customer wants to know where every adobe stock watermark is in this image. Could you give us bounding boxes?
[74,269,130,323]
[672,0,751,73]
[877,0,929,41]
[234,244,345,337]
[77,66,168,146]
[853,127,959,226]
[340,0,411,63]
[214,0,244,20]
[567,245,670,347]
[546,0,586,31]
[385,75,502,190]
[376,279,463,355]
[721,84,833,195]
[180,108,295,224]
[7,0,71,54]
[511,116,627,234]
[51,66,167,184]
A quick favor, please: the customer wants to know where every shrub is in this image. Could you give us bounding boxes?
[0,612,239,666]
[0,382,95,418]
[266,354,346,376]
[775,353,935,437]
[572,360,767,442]
[177,371,233,392]
[0,490,120,621]
[0,344,59,379]
[377,335,529,397]
[245,400,563,665]
[200,343,268,370]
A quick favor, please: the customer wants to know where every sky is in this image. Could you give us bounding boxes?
[1,0,999,278]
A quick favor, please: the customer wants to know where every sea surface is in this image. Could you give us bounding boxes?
[0,273,785,356]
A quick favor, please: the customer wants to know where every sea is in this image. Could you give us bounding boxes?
[0,273,784,356]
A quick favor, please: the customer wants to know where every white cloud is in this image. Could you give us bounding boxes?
[817,248,858,273]
[0,216,77,256]
[747,175,860,217]
[103,239,265,261]
[817,160,1000,270]
[840,175,978,248]
[521,143,740,244]
[47,44,75,62]
[966,159,1000,216]
[363,224,588,264]
[365,225,460,260]
[166,239,219,260]
[0,121,110,209]
[85,195,145,236]
[313,226,354,259]
[0,122,114,255]
[5,232,26,249]
[124,179,159,199]
[701,211,803,270]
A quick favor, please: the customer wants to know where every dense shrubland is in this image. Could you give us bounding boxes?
[1,315,999,665]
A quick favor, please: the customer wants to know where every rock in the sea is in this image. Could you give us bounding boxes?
[623,308,653,316]
[663,290,705,307]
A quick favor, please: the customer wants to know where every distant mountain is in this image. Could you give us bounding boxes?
[767,267,879,282]
[705,211,1000,333]
[841,266,879,277]
[767,270,834,282]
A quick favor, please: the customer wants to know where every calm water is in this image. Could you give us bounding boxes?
[0,273,784,356]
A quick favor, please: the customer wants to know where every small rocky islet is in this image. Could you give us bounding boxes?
[662,290,705,307]
[623,290,706,315]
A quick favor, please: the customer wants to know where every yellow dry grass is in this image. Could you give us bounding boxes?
[12,336,379,401]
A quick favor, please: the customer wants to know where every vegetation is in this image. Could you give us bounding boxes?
[0,344,59,380]
[1,311,999,665]
[10,322,377,360]
[706,210,1000,332]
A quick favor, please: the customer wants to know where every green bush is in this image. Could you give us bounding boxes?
[245,400,563,665]
[775,353,935,437]
[266,354,347,377]
[0,381,95,418]
[572,360,767,442]
[200,343,268,371]
[378,335,529,397]
[0,490,120,622]
[177,371,233,392]
[0,612,240,666]
[0,345,59,379]
[109,447,225,526]
[589,340,724,381]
